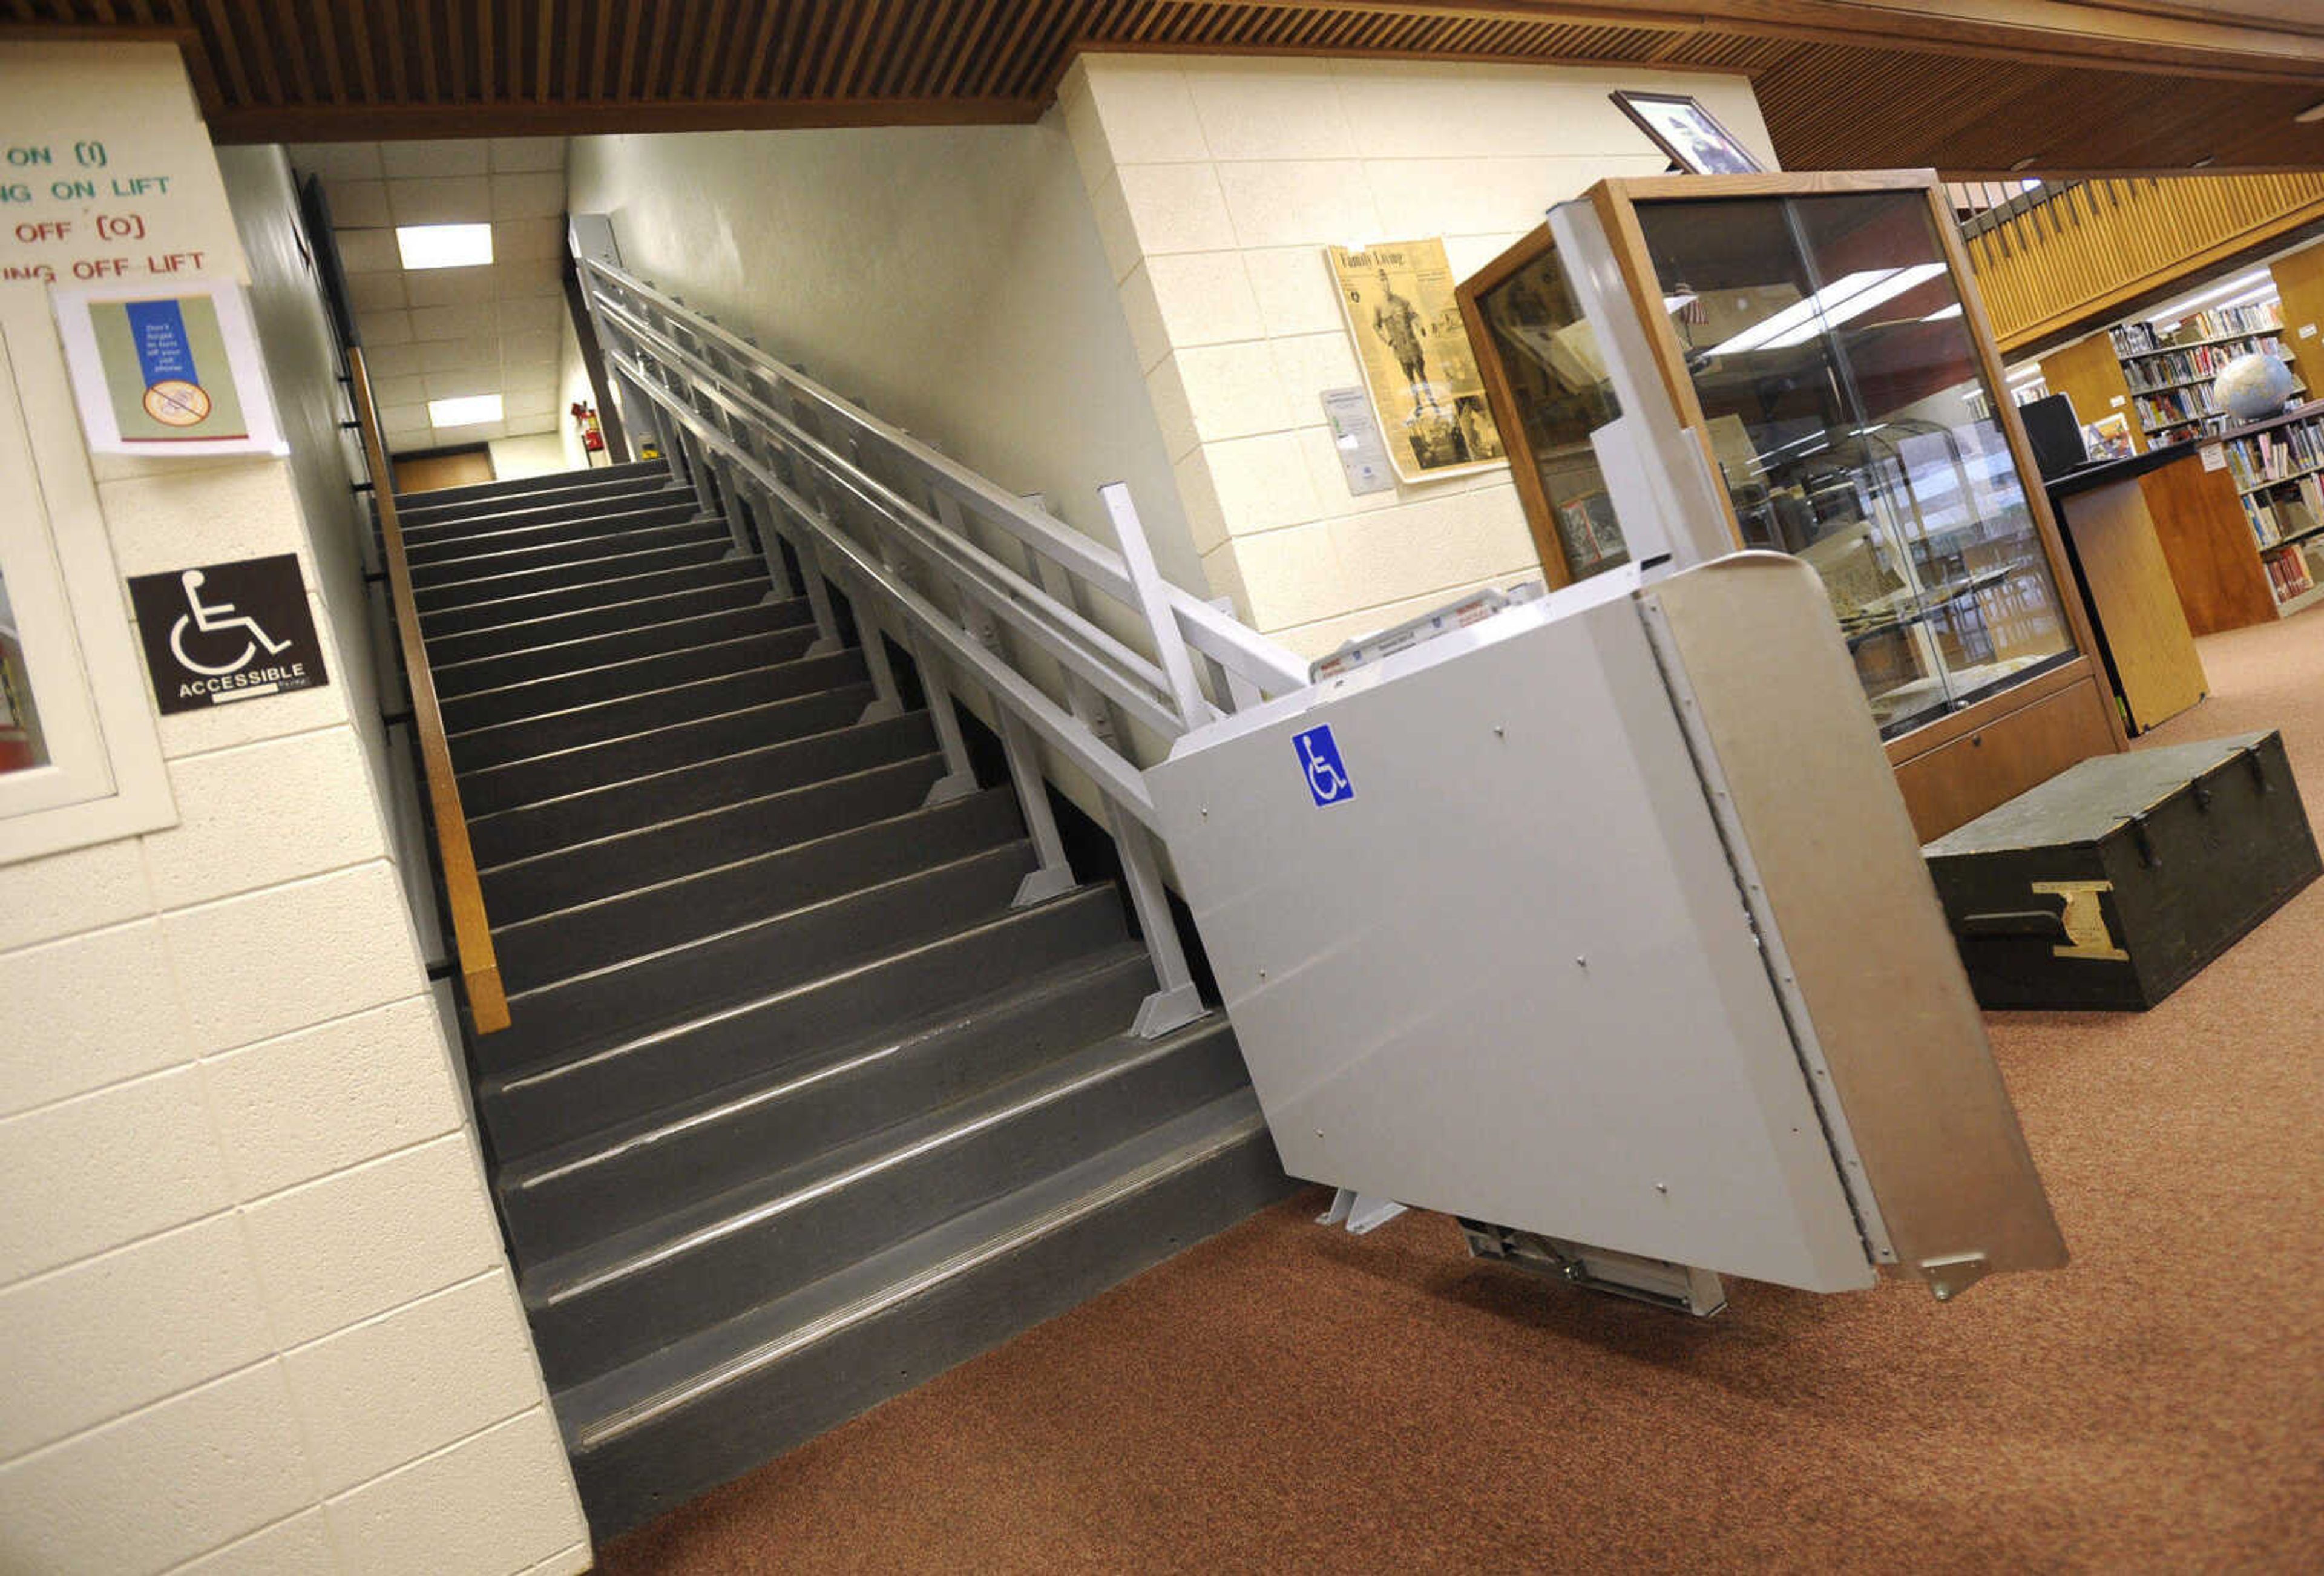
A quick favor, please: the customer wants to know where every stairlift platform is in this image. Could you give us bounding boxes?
[1144,551,2066,1310]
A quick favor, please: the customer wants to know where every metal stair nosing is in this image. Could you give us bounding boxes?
[461,709,936,867]
[394,459,673,517]
[412,533,740,611]
[476,839,1039,1075]
[477,750,948,923]
[489,787,1025,990]
[444,648,866,773]
[421,574,781,658]
[415,553,769,634]
[430,598,815,700]
[558,1088,1290,1539]
[407,513,722,583]
[494,944,1161,1264]
[521,1014,1255,1387]
[475,881,1129,1160]
[438,624,822,731]
[402,490,703,550]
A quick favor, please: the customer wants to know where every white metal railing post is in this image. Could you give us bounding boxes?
[833,426,979,804]
[1098,482,1210,731]
[1019,510,1203,1037]
[928,484,1077,906]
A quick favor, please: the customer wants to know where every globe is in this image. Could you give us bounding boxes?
[2214,352,2298,421]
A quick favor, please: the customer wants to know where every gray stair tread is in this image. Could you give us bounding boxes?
[447,646,858,752]
[504,836,1028,1007]
[522,1013,1239,1310]
[553,1085,1267,1443]
[433,599,810,688]
[396,460,670,512]
[418,554,768,627]
[441,624,813,715]
[499,942,1155,1197]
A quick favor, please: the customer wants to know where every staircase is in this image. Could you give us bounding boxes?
[395,459,1291,1538]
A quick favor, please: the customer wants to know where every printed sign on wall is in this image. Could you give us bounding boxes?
[51,279,283,455]
[125,554,327,714]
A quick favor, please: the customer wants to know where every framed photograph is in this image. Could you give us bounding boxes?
[1609,91,1764,176]
[1326,238,1506,485]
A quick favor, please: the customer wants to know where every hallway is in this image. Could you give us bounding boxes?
[605,616,2324,1573]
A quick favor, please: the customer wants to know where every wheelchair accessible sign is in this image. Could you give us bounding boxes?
[126,555,327,714]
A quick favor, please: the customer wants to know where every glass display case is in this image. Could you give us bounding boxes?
[1465,179,2087,740]
[1458,174,2123,835]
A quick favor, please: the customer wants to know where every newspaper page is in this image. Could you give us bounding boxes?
[1326,239,1505,484]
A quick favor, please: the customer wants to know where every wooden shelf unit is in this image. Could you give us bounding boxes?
[2203,399,2324,621]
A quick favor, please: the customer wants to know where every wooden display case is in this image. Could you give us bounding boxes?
[1457,171,2127,840]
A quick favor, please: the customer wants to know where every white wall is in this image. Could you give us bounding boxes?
[488,431,573,480]
[1060,53,1780,657]
[564,117,1201,590]
[0,50,587,1576]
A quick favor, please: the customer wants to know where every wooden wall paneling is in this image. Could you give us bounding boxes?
[2139,455,2282,635]
[2268,240,2324,390]
[2040,333,2141,453]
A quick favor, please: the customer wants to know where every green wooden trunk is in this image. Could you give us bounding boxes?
[1922,732,2320,1010]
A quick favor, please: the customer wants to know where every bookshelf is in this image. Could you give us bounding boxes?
[2216,399,2324,617]
[2109,301,2304,447]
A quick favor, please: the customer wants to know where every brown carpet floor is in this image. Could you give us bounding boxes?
[603,616,2324,1574]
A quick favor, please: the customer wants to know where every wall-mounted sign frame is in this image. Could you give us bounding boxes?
[1609,91,1765,176]
[50,278,283,456]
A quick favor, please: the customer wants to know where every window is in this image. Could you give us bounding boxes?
[0,295,174,862]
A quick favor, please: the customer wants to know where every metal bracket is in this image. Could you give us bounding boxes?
[1128,982,1206,1039]
[921,770,979,807]
[1319,1187,1407,1235]
[1010,867,1078,908]
[1919,1252,1991,1303]
[1459,1218,1728,1317]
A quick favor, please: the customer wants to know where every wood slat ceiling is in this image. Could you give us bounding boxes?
[8,1,2324,176]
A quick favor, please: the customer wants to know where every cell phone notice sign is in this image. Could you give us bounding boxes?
[51,279,284,455]
[126,554,327,714]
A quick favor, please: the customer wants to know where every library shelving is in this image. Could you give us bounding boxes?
[2109,301,2302,445]
[2216,399,2324,618]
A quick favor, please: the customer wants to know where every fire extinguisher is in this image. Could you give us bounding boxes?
[570,400,605,454]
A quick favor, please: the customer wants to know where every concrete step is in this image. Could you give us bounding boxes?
[455,675,874,818]
[413,532,737,611]
[476,881,1128,1160]
[496,945,1158,1263]
[422,577,781,663]
[432,599,815,701]
[418,554,772,637]
[447,648,865,773]
[559,1089,1284,1538]
[479,839,1037,1074]
[521,1013,1253,1388]
[491,787,1024,991]
[481,750,946,923]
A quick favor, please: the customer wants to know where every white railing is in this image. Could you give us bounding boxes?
[571,235,1306,1039]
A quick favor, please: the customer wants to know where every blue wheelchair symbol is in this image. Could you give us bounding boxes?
[1293,724,1354,807]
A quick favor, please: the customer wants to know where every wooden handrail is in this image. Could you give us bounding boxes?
[347,345,510,1033]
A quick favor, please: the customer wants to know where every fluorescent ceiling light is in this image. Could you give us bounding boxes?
[428,394,502,427]
[1707,265,1948,356]
[396,223,493,271]
[2006,363,2047,385]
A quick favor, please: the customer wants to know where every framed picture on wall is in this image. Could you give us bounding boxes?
[1609,91,1764,176]
[1325,238,1508,485]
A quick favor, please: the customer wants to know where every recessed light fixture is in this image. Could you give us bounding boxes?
[396,223,494,271]
[2297,99,2324,125]
[428,394,503,427]
[2192,154,2217,169]
[2009,155,2040,172]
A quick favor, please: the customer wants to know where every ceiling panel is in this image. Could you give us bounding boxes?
[10,2,2324,176]
[297,136,572,451]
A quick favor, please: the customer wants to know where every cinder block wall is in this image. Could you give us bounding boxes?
[1058,54,1780,658]
[0,47,586,1576]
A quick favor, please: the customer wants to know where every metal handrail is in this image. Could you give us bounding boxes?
[571,236,1308,1038]
[346,345,510,1033]
[577,256,1308,701]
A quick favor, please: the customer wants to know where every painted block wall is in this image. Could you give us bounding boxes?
[565,120,1197,593]
[1059,53,1780,658]
[0,50,588,1576]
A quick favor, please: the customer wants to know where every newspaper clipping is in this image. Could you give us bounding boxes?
[1326,239,1505,484]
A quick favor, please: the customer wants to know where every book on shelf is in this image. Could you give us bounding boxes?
[2267,550,2313,602]
[2247,497,2280,547]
